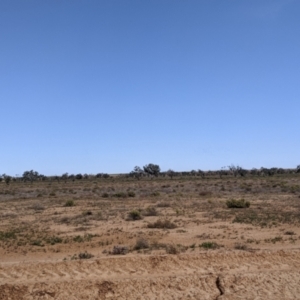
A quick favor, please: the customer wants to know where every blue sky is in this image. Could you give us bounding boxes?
[1,0,299,175]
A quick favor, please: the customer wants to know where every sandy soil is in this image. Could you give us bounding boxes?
[1,174,300,299]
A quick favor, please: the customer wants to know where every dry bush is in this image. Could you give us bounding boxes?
[199,191,212,197]
[127,210,142,221]
[147,219,177,229]
[226,199,250,208]
[64,200,75,207]
[234,243,249,251]
[78,251,94,259]
[156,202,171,207]
[199,242,219,249]
[111,245,128,255]
[134,238,149,250]
[165,244,180,254]
[143,206,158,216]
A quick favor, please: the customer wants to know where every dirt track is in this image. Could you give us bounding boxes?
[1,250,300,299]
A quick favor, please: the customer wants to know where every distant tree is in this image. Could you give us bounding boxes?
[228,165,246,177]
[276,168,285,174]
[68,174,75,181]
[260,167,274,176]
[83,173,89,179]
[166,169,175,179]
[62,173,68,183]
[130,166,144,180]
[190,170,197,176]
[297,165,300,173]
[75,174,83,180]
[54,176,60,182]
[143,163,160,177]
[250,168,259,176]
[198,170,205,178]
[22,170,40,183]
[2,174,11,185]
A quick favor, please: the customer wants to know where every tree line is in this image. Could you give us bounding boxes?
[1,164,300,185]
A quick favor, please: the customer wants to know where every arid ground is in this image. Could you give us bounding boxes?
[1,173,300,299]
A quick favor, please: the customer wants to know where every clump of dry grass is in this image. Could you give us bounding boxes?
[147,219,177,229]
[226,199,250,208]
[199,242,219,250]
[143,206,159,216]
[127,210,142,221]
[134,238,149,250]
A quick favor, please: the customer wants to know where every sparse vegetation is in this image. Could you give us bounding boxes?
[78,251,94,259]
[143,206,158,216]
[64,200,75,207]
[200,242,219,249]
[226,199,250,208]
[147,219,177,229]
[134,238,149,250]
[127,210,142,221]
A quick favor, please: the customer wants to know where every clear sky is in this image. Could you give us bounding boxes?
[1,0,299,176]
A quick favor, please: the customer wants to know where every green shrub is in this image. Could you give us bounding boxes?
[127,191,136,197]
[226,199,250,208]
[101,192,109,198]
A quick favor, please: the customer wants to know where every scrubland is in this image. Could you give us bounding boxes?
[1,173,300,299]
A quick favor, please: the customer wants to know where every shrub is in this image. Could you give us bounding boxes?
[156,201,170,207]
[147,219,177,229]
[82,211,93,216]
[64,200,75,207]
[111,245,128,255]
[127,191,136,197]
[127,210,142,221]
[226,199,250,208]
[200,242,219,249]
[166,244,180,254]
[143,206,158,216]
[234,243,249,251]
[31,240,43,247]
[199,191,212,197]
[285,231,296,235]
[150,191,160,197]
[114,192,127,198]
[46,236,63,245]
[101,192,109,198]
[134,238,149,250]
[78,251,94,259]
[0,231,16,240]
[73,235,84,243]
